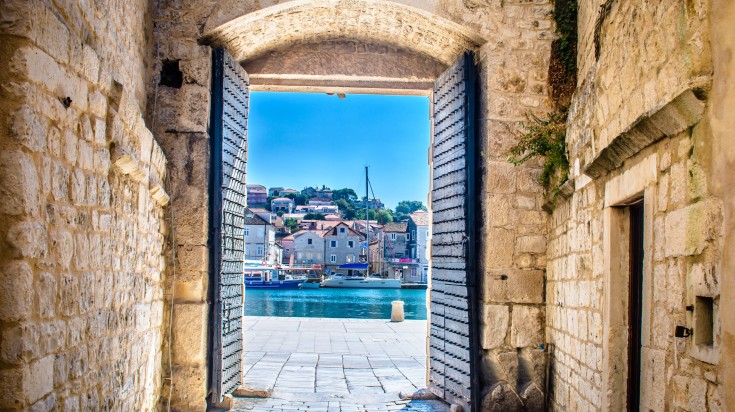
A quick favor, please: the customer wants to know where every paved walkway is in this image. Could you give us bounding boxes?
[231,317,449,412]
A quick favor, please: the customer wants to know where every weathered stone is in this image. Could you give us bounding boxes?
[37,272,57,319]
[0,261,33,321]
[518,383,544,411]
[171,303,208,365]
[6,221,47,258]
[24,356,54,404]
[485,161,517,194]
[664,199,722,257]
[482,228,515,269]
[484,269,544,304]
[481,304,509,349]
[511,306,544,348]
[49,229,74,269]
[481,382,523,412]
[515,235,545,254]
[0,150,40,216]
[232,386,272,398]
[11,105,48,152]
[0,367,24,409]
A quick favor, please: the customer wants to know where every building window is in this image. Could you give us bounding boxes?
[317,253,322,260]
[244,228,249,236]
[340,227,346,233]
[407,232,411,241]
[257,246,263,255]
[330,254,337,263]
[347,255,355,263]
[245,246,249,255]
[308,238,313,245]
[306,252,313,260]
[330,240,337,248]
[296,252,302,259]
[391,233,396,241]
[348,240,354,248]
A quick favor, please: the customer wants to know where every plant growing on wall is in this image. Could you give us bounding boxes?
[507,111,569,190]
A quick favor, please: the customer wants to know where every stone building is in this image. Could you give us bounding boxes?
[323,223,365,275]
[0,0,734,411]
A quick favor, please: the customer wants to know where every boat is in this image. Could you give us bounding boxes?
[320,167,403,289]
[243,267,305,289]
[299,278,322,289]
[320,273,402,289]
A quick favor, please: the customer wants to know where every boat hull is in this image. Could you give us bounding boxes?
[245,279,304,289]
[320,278,402,289]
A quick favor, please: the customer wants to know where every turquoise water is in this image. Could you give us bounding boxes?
[244,288,427,320]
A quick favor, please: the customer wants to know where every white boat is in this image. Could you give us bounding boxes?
[300,278,322,289]
[320,273,401,289]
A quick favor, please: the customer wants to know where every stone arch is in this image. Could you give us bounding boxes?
[201,0,487,66]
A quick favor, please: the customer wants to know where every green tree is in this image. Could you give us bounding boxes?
[377,209,393,224]
[303,213,326,220]
[264,195,276,211]
[334,199,356,219]
[284,193,308,206]
[395,200,427,215]
[333,188,358,202]
[284,218,300,233]
[354,209,379,221]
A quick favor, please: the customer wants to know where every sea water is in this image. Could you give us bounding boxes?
[244,288,427,320]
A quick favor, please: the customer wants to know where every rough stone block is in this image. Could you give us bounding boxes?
[11,105,48,152]
[481,381,522,412]
[0,261,33,321]
[6,220,47,259]
[519,382,544,411]
[515,235,546,254]
[172,303,208,365]
[482,228,515,269]
[483,269,544,304]
[0,150,40,216]
[24,356,54,404]
[0,366,24,409]
[484,161,517,194]
[481,304,509,349]
[664,200,722,257]
[170,365,208,410]
[511,306,544,348]
[37,272,57,319]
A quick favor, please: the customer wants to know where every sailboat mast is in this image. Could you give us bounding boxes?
[365,166,369,274]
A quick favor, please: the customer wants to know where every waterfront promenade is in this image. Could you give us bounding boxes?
[232,317,449,411]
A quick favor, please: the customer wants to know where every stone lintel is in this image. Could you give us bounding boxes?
[584,88,706,179]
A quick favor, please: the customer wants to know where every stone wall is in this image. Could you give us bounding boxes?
[0,0,167,410]
[546,0,725,409]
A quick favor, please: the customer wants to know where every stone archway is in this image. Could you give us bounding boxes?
[151,1,554,409]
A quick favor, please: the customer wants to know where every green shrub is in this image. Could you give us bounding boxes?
[507,111,569,190]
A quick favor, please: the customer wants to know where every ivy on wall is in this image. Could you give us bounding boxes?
[507,0,577,199]
[508,111,569,189]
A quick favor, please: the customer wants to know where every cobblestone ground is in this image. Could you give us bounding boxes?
[231,317,449,412]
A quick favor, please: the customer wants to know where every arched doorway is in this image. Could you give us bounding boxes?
[202,1,485,409]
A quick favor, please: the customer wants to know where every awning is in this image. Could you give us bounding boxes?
[338,263,368,270]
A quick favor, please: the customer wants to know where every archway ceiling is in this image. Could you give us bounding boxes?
[202,0,486,66]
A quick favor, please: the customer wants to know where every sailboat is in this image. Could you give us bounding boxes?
[320,167,401,289]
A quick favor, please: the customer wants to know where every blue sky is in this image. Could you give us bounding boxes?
[246,92,431,210]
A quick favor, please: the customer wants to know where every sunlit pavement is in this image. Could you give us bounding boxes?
[231,317,449,411]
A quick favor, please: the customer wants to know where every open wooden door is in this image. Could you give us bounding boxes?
[208,47,249,403]
[429,52,480,411]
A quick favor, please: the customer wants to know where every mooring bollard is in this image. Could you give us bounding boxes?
[391,300,405,322]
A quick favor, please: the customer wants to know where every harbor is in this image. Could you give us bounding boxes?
[244,287,427,320]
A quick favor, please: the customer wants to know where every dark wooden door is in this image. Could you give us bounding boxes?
[208,47,249,403]
[429,52,480,411]
[628,202,644,411]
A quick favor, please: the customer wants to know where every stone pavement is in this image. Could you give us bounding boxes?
[231,317,449,411]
